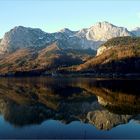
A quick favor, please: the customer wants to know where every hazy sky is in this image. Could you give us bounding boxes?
[0,0,140,38]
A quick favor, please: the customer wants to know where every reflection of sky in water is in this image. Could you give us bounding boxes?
[0,78,140,138]
[0,119,140,139]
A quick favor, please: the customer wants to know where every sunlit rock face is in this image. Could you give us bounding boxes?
[77,21,132,41]
[96,45,109,56]
[0,26,47,53]
[96,44,118,56]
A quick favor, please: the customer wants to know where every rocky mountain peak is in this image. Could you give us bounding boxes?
[76,21,132,42]
[0,26,46,53]
[60,28,77,36]
[60,28,71,32]
[86,21,132,41]
[93,21,115,28]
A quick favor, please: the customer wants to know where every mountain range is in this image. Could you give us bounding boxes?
[0,21,137,53]
[0,21,140,76]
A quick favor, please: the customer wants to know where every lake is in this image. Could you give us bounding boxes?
[0,77,140,139]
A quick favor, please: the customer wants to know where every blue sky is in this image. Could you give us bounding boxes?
[0,0,140,38]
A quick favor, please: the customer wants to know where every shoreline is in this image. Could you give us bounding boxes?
[1,72,140,79]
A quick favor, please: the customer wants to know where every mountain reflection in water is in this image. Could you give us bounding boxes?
[0,77,140,131]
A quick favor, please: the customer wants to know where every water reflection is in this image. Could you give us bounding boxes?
[0,77,140,130]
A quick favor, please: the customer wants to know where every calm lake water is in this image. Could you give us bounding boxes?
[0,77,140,139]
